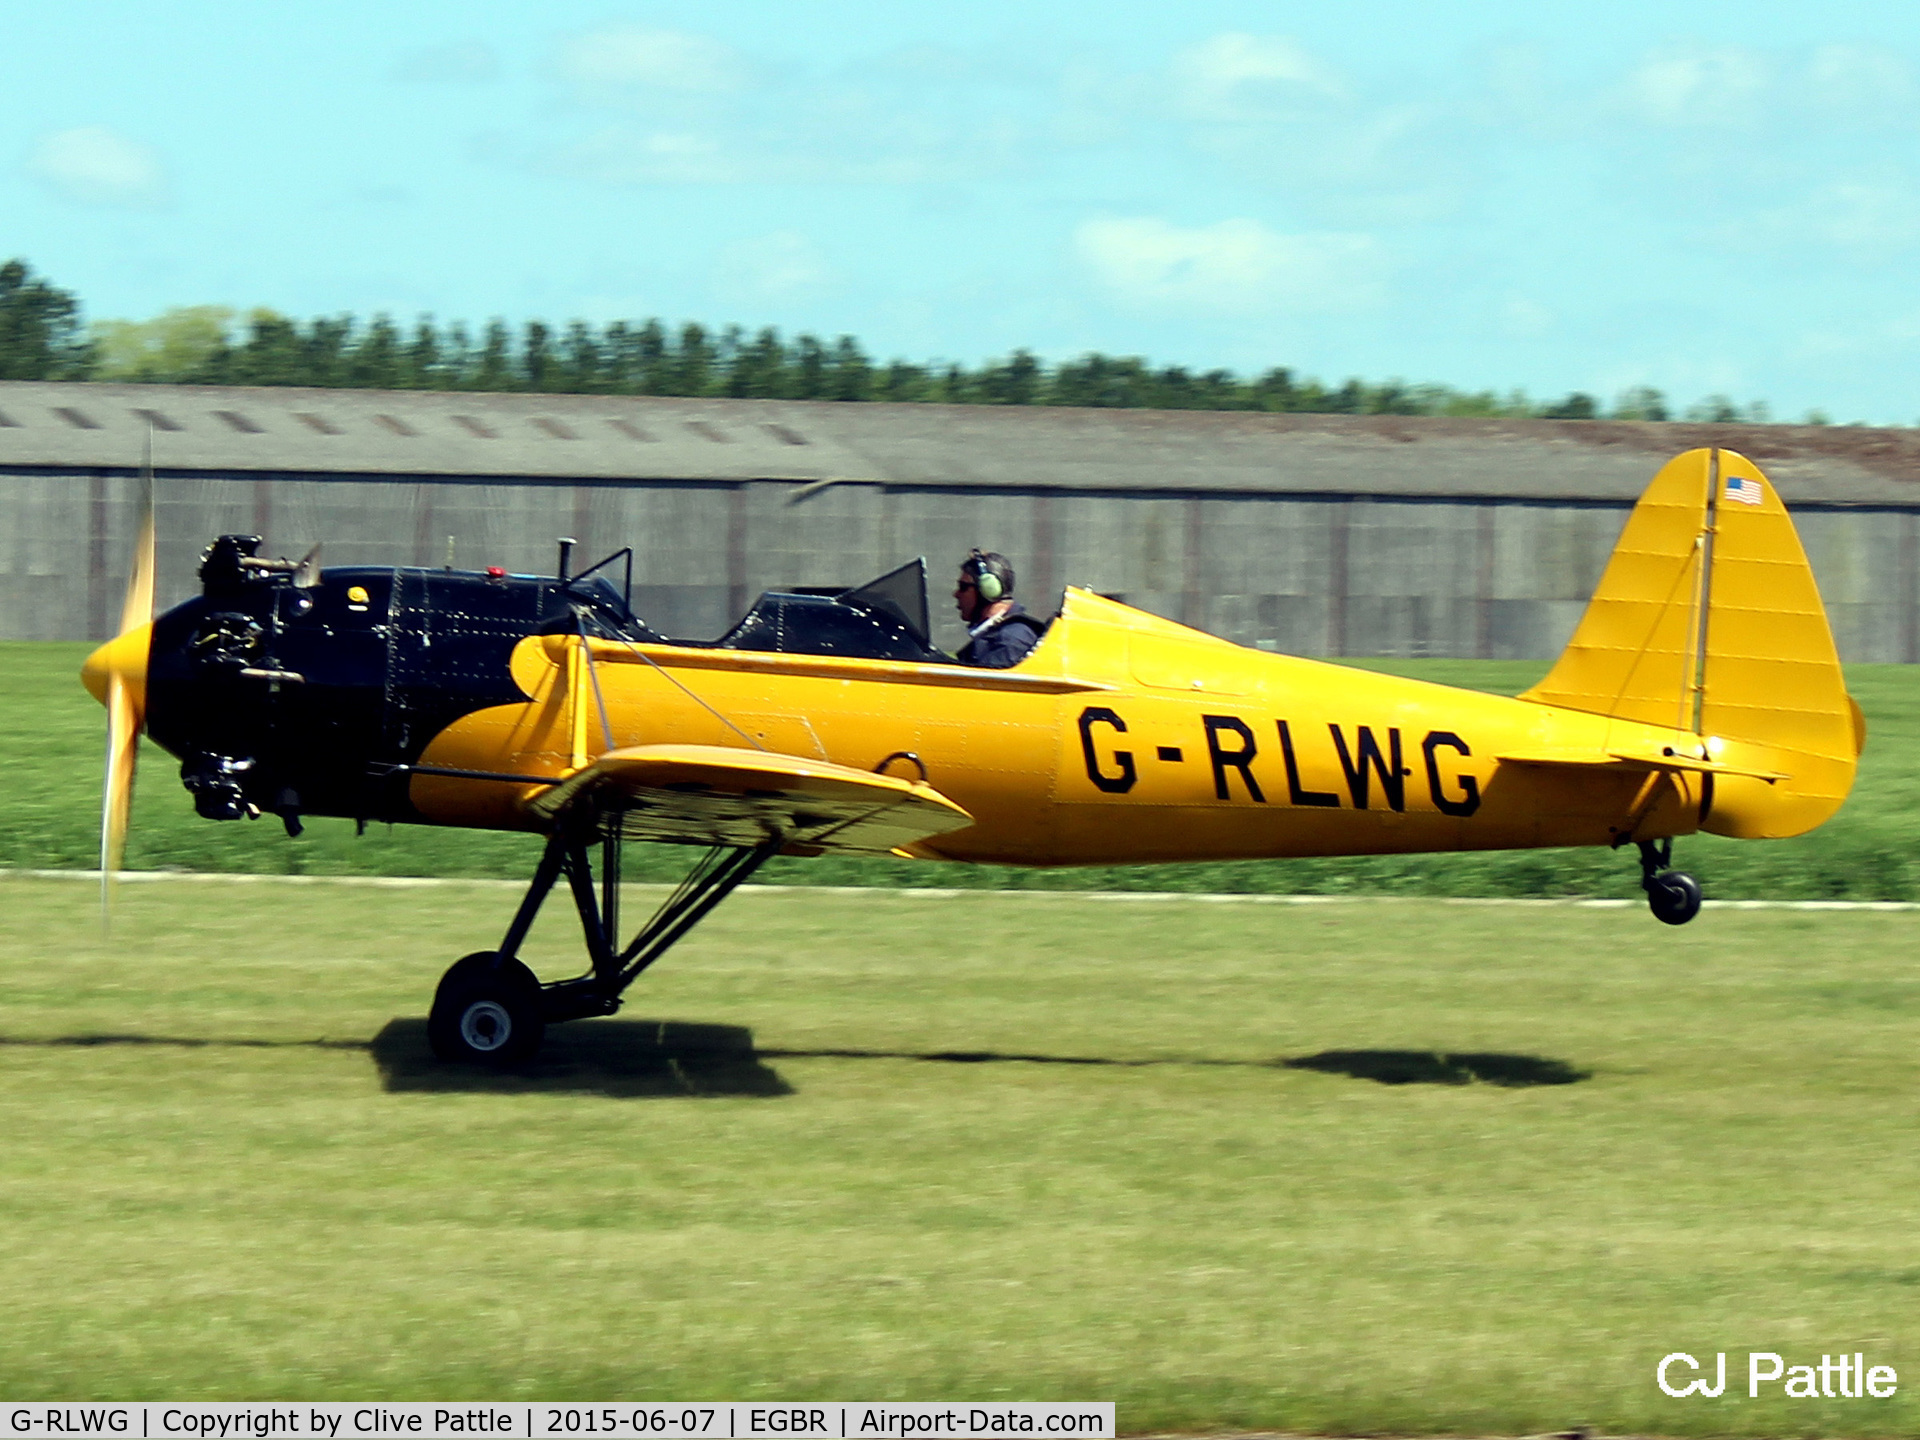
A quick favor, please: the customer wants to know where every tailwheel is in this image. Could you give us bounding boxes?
[428,951,546,1065]
[1646,870,1703,925]
[1636,839,1704,926]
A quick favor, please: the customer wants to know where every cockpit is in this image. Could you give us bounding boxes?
[547,555,955,665]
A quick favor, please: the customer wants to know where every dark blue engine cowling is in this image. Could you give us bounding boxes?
[147,536,656,830]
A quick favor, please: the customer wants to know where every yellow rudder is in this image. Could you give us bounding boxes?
[1521,448,1861,838]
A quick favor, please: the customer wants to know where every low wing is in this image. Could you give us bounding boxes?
[1497,747,1788,781]
[524,744,974,854]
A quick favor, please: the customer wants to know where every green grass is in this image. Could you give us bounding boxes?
[1,875,1917,1431]
[10,642,1920,898]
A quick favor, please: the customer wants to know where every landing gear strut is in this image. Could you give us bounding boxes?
[428,817,785,1065]
[1636,838,1703,926]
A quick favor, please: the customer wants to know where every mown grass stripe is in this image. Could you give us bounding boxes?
[10,867,1920,911]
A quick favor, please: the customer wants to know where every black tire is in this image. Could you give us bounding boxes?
[1647,870,1703,926]
[428,951,546,1064]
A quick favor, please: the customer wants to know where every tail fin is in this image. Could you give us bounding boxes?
[1521,448,1862,838]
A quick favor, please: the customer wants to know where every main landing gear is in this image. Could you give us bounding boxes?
[1636,838,1703,926]
[427,818,785,1065]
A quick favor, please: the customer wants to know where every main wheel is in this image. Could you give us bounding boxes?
[428,951,546,1064]
[1646,870,1703,926]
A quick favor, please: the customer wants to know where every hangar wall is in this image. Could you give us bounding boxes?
[4,381,1919,661]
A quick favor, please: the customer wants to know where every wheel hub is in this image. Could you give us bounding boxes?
[459,1000,513,1052]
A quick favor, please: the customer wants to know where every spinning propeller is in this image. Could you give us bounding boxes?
[80,443,156,923]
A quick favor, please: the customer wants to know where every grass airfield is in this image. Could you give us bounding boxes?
[1,874,1916,1434]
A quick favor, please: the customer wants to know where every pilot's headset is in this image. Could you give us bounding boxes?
[965,549,1014,604]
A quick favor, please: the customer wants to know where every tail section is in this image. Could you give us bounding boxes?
[1521,448,1861,838]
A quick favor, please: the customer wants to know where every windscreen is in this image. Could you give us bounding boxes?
[837,557,931,647]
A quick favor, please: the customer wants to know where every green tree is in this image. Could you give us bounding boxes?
[1366,381,1424,415]
[347,314,403,389]
[826,335,871,401]
[0,260,94,380]
[405,317,443,389]
[48,269,1802,427]
[522,320,554,392]
[600,321,634,392]
[440,321,473,389]
[723,327,786,398]
[1247,366,1299,412]
[1152,365,1197,409]
[1428,387,1510,417]
[980,349,1040,405]
[873,359,932,402]
[1612,386,1669,421]
[790,335,828,399]
[635,320,670,394]
[1192,368,1245,409]
[561,321,602,393]
[471,321,512,391]
[91,304,232,382]
[1540,392,1598,419]
[228,311,308,386]
[1049,353,1158,408]
[301,317,354,387]
[672,323,714,396]
[1686,394,1740,423]
[1317,379,1366,414]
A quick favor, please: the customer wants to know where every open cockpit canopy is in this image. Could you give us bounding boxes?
[708,557,944,662]
[540,552,948,662]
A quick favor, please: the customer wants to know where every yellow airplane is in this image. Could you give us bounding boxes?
[83,448,1862,1063]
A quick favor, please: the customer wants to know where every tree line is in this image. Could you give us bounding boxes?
[1,256,1787,423]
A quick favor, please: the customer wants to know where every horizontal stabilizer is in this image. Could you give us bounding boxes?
[524,744,974,854]
[1497,748,1788,782]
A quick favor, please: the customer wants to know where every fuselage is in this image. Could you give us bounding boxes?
[411,592,1725,864]
[127,553,1761,866]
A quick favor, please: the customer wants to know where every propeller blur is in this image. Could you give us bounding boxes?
[84,441,155,925]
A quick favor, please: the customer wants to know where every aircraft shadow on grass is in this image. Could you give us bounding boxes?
[1281,1050,1589,1087]
[369,1018,795,1098]
[0,1031,1588,1094]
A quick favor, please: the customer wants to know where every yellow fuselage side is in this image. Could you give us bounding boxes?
[406,589,1781,866]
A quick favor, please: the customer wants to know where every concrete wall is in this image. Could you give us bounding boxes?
[11,464,1916,662]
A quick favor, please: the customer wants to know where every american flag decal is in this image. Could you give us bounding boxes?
[1725,475,1764,506]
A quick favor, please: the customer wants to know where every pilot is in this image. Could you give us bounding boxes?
[954,549,1044,668]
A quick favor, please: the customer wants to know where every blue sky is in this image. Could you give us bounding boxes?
[8,1,1920,420]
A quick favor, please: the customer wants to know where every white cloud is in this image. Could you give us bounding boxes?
[1499,296,1555,339]
[714,231,834,305]
[534,125,973,186]
[1075,216,1385,313]
[25,126,168,208]
[1173,33,1343,120]
[1623,45,1770,127]
[1807,44,1915,117]
[530,26,1026,184]
[556,25,749,99]
[553,127,741,184]
[1763,180,1920,254]
[392,41,499,84]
